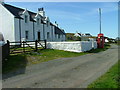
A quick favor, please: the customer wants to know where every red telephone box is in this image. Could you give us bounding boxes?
[97,33,104,48]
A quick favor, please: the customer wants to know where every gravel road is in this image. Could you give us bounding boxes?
[2,44,118,88]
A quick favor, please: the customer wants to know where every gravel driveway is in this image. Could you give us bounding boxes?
[2,44,118,88]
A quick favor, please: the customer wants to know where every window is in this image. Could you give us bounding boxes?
[25,15,28,23]
[55,34,57,38]
[38,32,40,41]
[37,18,40,25]
[25,31,29,39]
[47,32,49,39]
[58,34,60,39]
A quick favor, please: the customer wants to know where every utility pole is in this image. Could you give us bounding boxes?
[99,8,102,34]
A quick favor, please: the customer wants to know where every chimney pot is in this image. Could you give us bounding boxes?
[38,7,44,11]
[38,7,45,17]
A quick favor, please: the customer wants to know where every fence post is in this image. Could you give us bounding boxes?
[7,40,10,56]
[44,40,47,49]
[23,41,25,53]
[35,40,38,51]
[20,41,22,47]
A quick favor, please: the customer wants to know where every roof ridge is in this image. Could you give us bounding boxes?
[4,3,24,11]
[5,3,37,14]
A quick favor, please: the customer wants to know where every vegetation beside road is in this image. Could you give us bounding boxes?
[117,41,120,45]
[88,62,119,88]
[3,43,111,74]
[3,49,86,74]
[87,43,110,53]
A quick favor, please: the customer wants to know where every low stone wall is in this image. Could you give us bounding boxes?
[47,41,97,52]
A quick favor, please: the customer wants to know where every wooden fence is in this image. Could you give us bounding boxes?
[8,40,47,54]
[1,40,47,62]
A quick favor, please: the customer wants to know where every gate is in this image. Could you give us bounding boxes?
[7,40,46,54]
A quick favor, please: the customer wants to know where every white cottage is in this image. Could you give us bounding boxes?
[0,2,66,42]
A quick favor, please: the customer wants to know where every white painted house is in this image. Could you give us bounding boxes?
[74,31,81,37]
[0,2,66,42]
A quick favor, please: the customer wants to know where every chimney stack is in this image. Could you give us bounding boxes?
[38,7,45,17]
[55,21,58,27]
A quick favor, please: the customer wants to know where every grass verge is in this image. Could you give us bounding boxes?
[88,62,119,88]
[3,44,111,74]
[87,43,110,53]
[3,49,87,74]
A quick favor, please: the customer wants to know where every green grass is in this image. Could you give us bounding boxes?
[3,44,111,74]
[3,49,87,74]
[25,49,87,66]
[116,41,120,45]
[88,62,119,88]
[2,55,27,74]
[87,43,110,53]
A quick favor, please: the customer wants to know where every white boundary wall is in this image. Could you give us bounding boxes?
[47,41,97,52]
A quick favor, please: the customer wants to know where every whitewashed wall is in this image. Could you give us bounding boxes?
[1,4,66,42]
[0,4,15,42]
[20,10,34,41]
[80,41,92,52]
[47,41,97,52]
[34,19,44,41]
[92,41,97,49]
[14,18,20,42]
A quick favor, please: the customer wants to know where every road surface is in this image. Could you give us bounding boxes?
[2,44,118,88]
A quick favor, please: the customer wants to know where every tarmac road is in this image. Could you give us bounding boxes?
[2,44,118,88]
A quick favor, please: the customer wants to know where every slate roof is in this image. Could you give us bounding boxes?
[3,3,66,35]
[50,22,54,26]
[4,4,36,21]
[55,26,65,35]
[77,33,82,36]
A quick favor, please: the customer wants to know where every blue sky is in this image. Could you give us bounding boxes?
[5,2,118,39]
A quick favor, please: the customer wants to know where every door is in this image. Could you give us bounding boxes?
[38,32,40,41]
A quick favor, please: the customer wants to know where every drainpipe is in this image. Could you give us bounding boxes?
[51,26,53,41]
[33,22,35,40]
[19,19,21,45]
[43,24,45,40]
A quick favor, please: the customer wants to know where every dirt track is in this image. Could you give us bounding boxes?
[2,44,118,88]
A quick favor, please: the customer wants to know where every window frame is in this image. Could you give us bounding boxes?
[58,34,60,39]
[25,15,28,23]
[37,18,40,25]
[47,21,49,27]
[25,31,29,40]
[47,32,49,39]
